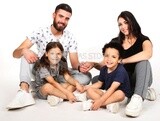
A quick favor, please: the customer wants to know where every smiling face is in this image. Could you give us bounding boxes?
[45,47,63,66]
[53,9,72,32]
[103,47,121,72]
[118,17,130,36]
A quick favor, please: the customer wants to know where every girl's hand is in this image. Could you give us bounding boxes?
[84,85,90,91]
[76,83,85,93]
[67,92,76,103]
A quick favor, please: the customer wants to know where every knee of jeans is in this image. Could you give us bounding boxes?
[74,74,91,85]
[91,75,99,84]
[136,60,150,67]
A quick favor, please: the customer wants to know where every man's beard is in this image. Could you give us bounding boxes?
[53,21,66,32]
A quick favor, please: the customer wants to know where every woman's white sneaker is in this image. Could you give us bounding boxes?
[125,94,142,117]
[146,88,156,101]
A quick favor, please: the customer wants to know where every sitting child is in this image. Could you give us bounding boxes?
[83,42,131,113]
[33,42,85,106]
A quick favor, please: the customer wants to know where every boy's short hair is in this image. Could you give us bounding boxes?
[102,42,124,58]
[55,3,72,14]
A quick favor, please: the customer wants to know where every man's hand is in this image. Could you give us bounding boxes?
[22,49,38,63]
[79,62,94,73]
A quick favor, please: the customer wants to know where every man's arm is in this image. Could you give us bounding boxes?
[69,52,105,72]
[69,52,80,70]
[13,38,38,63]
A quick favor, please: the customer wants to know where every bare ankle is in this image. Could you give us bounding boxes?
[20,82,29,92]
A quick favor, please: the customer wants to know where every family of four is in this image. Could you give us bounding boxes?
[7,3,156,118]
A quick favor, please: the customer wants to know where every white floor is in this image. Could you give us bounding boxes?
[1,71,160,121]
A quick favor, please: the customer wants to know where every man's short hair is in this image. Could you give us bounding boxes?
[55,3,72,14]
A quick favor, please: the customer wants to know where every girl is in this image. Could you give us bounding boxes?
[33,42,84,106]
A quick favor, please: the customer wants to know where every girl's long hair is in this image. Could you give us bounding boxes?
[34,42,70,75]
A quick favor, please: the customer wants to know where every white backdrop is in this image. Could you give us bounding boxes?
[0,0,159,88]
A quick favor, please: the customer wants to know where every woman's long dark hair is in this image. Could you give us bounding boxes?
[117,11,142,44]
[34,42,69,75]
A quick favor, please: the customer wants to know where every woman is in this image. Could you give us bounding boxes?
[110,11,156,117]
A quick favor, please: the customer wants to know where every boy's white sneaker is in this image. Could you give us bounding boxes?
[82,99,92,111]
[73,91,87,102]
[146,88,156,101]
[125,94,143,117]
[6,89,35,110]
[106,102,119,113]
[47,95,63,106]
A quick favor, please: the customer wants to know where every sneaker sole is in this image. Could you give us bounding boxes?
[125,107,141,117]
[7,102,35,110]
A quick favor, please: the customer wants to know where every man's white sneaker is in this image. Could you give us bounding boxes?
[146,88,156,101]
[106,102,119,113]
[47,95,63,106]
[125,94,143,117]
[73,91,87,102]
[6,89,35,110]
[82,99,92,111]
